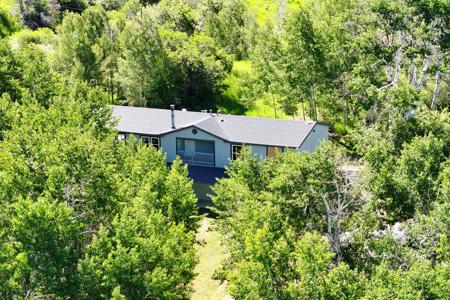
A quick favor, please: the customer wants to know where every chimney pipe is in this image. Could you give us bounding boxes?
[170,104,175,129]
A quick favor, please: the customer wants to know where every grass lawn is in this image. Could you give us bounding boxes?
[245,0,278,24]
[190,218,229,300]
[0,0,16,11]
[1,0,21,38]
[246,97,294,119]
[245,0,302,25]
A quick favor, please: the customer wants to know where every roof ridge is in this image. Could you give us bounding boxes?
[179,115,212,127]
[221,113,317,124]
[110,105,319,124]
[194,116,230,141]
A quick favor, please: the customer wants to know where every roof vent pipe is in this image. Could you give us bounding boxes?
[170,104,175,129]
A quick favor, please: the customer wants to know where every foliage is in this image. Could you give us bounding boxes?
[197,0,253,59]
[1,0,449,298]
[15,0,88,29]
[0,40,59,106]
[0,0,20,37]
[0,82,198,298]
[212,144,367,298]
[55,5,109,86]
[8,197,82,297]
[13,27,55,47]
[78,201,196,299]
[213,127,449,298]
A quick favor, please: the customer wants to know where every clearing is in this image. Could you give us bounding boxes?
[190,217,230,300]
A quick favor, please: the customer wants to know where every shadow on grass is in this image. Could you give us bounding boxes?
[214,93,248,115]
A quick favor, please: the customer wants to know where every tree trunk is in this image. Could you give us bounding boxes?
[345,97,349,125]
[183,72,189,108]
[110,70,114,103]
[408,58,417,86]
[340,96,348,125]
[392,32,404,86]
[18,0,24,17]
[431,70,441,110]
[416,55,430,90]
[386,65,393,83]
[431,50,443,110]
[272,94,277,118]
[301,101,306,120]
[310,86,317,121]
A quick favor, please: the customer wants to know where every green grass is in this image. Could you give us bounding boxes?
[0,0,16,11]
[245,0,303,25]
[0,0,21,38]
[11,27,55,49]
[245,0,278,25]
[219,61,251,115]
[218,0,308,120]
[190,218,229,300]
[246,98,293,119]
[220,61,306,119]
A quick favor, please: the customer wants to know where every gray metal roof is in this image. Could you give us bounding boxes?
[111,105,319,148]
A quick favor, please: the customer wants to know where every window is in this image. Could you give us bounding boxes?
[151,137,160,149]
[141,136,160,150]
[267,146,283,158]
[141,136,150,146]
[116,133,126,141]
[232,144,242,161]
[196,140,214,153]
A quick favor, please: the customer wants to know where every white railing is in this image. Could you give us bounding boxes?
[177,150,214,167]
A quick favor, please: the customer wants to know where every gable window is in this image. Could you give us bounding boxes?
[142,136,160,150]
[231,144,242,161]
[267,146,283,158]
[116,133,126,141]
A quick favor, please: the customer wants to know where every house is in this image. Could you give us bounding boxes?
[112,105,329,205]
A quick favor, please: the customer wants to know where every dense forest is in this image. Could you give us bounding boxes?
[0,0,449,299]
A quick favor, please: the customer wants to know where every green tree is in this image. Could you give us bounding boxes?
[287,232,335,299]
[0,41,59,106]
[55,6,109,86]
[9,197,82,297]
[0,40,21,101]
[163,31,232,109]
[250,22,288,117]
[197,0,252,59]
[396,135,445,214]
[0,82,199,298]
[78,199,196,299]
[118,10,171,107]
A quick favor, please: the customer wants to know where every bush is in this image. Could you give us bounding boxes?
[14,28,55,47]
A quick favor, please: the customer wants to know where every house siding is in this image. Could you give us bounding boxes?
[120,123,328,168]
[249,144,267,160]
[299,123,329,152]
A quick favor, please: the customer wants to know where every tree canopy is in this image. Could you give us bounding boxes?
[0,0,449,298]
[0,81,198,298]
